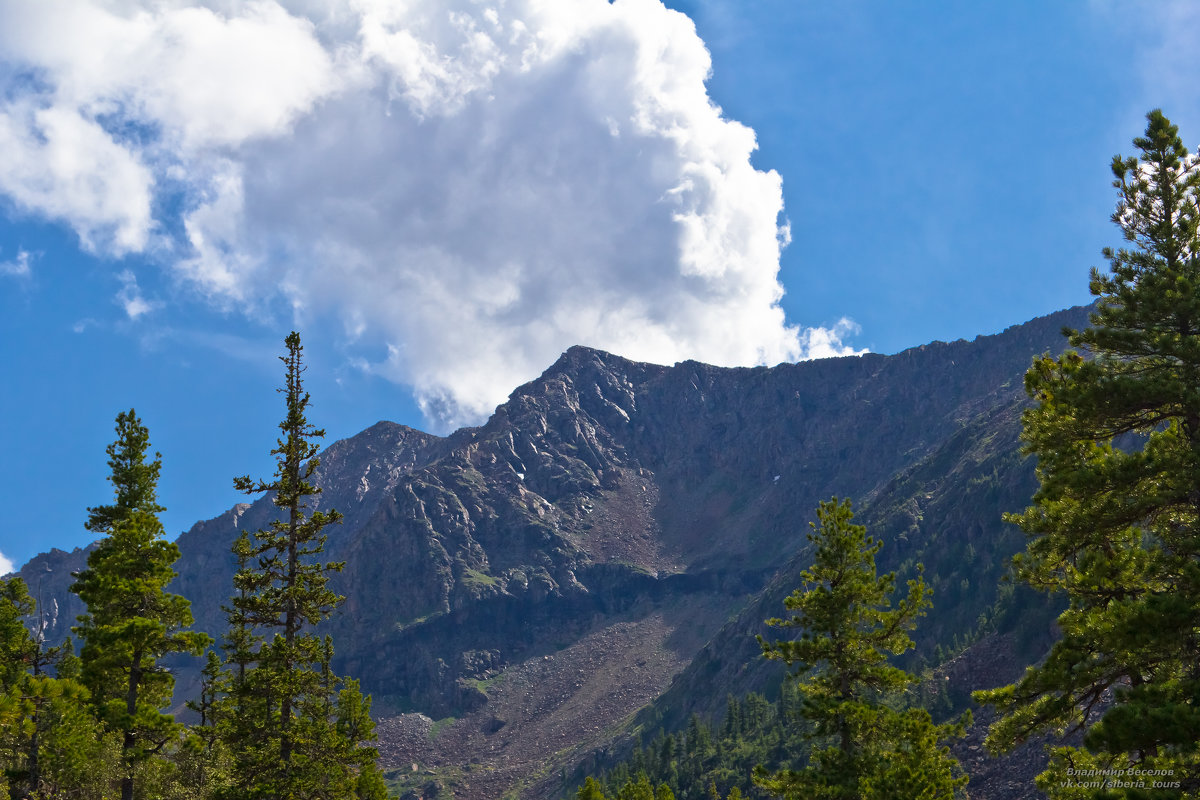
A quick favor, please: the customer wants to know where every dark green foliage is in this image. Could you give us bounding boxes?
[187,650,223,744]
[182,649,231,797]
[71,410,210,800]
[576,772,690,800]
[0,577,114,799]
[576,690,806,799]
[219,332,390,799]
[975,110,1200,797]
[578,776,608,800]
[336,678,391,800]
[0,576,39,688]
[756,498,967,800]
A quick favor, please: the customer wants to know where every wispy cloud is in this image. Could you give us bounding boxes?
[156,327,282,366]
[0,0,863,429]
[0,248,33,278]
[1092,0,1200,140]
[115,269,160,319]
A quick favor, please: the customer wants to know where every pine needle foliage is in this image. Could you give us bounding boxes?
[975,110,1200,797]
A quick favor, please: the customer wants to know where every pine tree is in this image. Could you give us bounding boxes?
[756,498,967,800]
[71,410,210,800]
[975,110,1200,795]
[221,332,388,799]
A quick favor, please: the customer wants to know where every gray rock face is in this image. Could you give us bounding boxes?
[16,304,1093,799]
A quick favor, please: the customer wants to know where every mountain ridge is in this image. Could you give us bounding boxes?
[16,303,1093,799]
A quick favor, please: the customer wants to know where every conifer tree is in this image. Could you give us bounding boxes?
[221,332,387,799]
[220,532,268,797]
[0,576,36,692]
[182,649,231,797]
[0,583,112,800]
[336,678,391,800]
[0,575,49,796]
[756,498,967,800]
[578,776,608,800]
[975,110,1200,795]
[71,410,210,800]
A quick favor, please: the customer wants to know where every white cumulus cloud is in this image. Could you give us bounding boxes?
[0,0,862,429]
[0,102,154,254]
[800,318,867,360]
[0,550,13,576]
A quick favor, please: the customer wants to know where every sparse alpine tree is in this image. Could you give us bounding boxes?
[975,110,1200,796]
[71,410,210,800]
[756,498,967,800]
[220,332,388,799]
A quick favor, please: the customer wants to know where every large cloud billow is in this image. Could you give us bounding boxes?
[0,0,861,428]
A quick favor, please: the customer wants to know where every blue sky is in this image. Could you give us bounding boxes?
[1,0,1198,572]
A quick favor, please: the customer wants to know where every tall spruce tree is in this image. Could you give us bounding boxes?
[975,111,1200,796]
[71,410,210,800]
[756,498,967,800]
[221,332,386,799]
